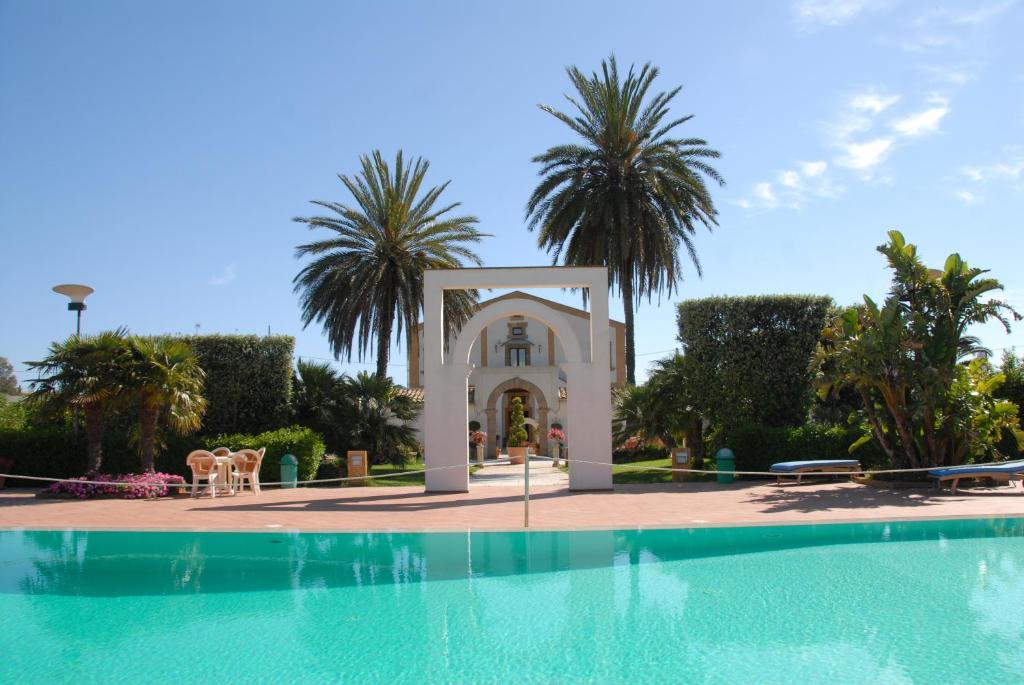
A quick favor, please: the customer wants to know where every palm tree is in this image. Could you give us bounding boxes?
[526,55,724,384]
[127,338,207,472]
[26,329,132,472]
[342,372,420,467]
[292,359,348,454]
[294,150,488,380]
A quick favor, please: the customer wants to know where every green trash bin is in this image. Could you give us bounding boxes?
[280,454,298,488]
[715,448,735,484]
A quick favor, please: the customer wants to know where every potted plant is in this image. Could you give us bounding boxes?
[506,397,529,465]
[469,430,487,464]
[547,426,565,467]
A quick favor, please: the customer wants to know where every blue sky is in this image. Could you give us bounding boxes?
[2,0,1022,387]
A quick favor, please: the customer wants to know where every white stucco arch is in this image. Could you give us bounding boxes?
[450,298,585,368]
[423,266,613,492]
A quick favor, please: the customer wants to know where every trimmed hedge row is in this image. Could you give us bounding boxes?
[204,426,324,483]
[0,425,323,487]
[174,334,295,435]
[720,423,889,474]
[677,295,832,430]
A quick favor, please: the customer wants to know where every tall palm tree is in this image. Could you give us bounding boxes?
[526,55,724,384]
[127,338,207,472]
[27,329,132,472]
[294,150,488,380]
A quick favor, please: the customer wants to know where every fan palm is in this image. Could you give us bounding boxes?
[127,338,207,472]
[294,150,487,380]
[526,55,724,384]
[342,372,420,467]
[27,329,133,471]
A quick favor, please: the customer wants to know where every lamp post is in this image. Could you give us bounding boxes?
[52,284,94,336]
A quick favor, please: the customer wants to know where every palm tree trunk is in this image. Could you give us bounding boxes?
[621,274,637,385]
[139,403,158,472]
[376,309,394,380]
[83,402,104,472]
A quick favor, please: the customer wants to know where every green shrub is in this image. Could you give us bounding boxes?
[677,295,832,431]
[613,446,668,463]
[174,335,294,435]
[721,423,889,474]
[0,397,27,430]
[0,426,86,486]
[203,425,324,483]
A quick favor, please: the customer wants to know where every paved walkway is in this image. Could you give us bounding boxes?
[2,481,1022,532]
[469,458,569,487]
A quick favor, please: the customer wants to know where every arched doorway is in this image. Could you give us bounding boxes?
[484,377,551,458]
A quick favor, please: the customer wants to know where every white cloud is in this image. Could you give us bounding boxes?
[798,160,828,177]
[754,182,778,207]
[929,0,1019,26]
[962,156,1024,183]
[837,138,893,169]
[889,97,950,137]
[210,264,236,286]
[778,170,802,188]
[850,91,901,114]
[792,0,875,28]
[955,190,982,205]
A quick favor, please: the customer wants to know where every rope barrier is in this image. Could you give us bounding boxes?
[4,455,1019,489]
[0,461,509,489]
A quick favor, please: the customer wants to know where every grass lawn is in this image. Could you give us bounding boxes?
[612,457,720,484]
[343,460,483,487]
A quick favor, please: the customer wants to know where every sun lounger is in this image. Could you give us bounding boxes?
[770,459,861,484]
[928,460,1024,494]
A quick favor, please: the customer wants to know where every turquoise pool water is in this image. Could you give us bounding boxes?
[2,519,1024,684]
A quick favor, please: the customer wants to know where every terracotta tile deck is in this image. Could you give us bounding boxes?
[2,481,1023,532]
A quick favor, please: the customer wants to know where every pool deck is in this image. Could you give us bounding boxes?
[2,481,1023,532]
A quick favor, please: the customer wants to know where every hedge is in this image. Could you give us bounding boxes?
[173,334,294,435]
[202,426,324,483]
[720,423,889,474]
[677,295,832,430]
[0,425,323,486]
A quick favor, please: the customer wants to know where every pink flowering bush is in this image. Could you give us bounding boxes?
[469,431,487,446]
[547,427,566,444]
[619,435,642,452]
[47,472,186,500]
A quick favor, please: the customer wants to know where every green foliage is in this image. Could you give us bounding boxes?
[677,294,833,431]
[293,150,486,379]
[468,420,481,432]
[818,231,1020,468]
[506,397,528,447]
[205,426,325,483]
[0,355,18,394]
[176,334,294,435]
[996,349,1024,428]
[292,364,420,467]
[127,337,207,471]
[0,396,27,430]
[0,426,87,486]
[526,55,724,384]
[722,423,889,474]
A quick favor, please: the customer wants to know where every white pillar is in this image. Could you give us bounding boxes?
[423,272,470,492]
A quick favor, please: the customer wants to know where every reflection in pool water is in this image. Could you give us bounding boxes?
[1,519,1023,683]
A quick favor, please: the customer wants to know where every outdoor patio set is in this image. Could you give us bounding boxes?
[185,447,264,497]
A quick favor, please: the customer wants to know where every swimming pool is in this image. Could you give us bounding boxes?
[2,518,1023,683]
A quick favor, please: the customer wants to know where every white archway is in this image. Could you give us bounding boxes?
[422,266,613,492]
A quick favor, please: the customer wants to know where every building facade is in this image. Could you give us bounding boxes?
[407,291,625,458]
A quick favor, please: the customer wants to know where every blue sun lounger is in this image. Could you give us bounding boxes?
[770,460,861,484]
[928,460,1024,494]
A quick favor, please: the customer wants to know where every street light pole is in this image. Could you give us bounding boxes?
[52,284,94,337]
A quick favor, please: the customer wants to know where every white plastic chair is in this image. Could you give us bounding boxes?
[186,450,219,498]
[231,448,263,495]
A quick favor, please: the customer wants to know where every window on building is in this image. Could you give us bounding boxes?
[506,346,530,367]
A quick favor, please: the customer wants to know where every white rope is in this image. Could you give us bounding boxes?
[0,461,488,488]
[531,454,1024,477]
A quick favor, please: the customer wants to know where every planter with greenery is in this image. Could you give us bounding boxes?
[506,397,529,465]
